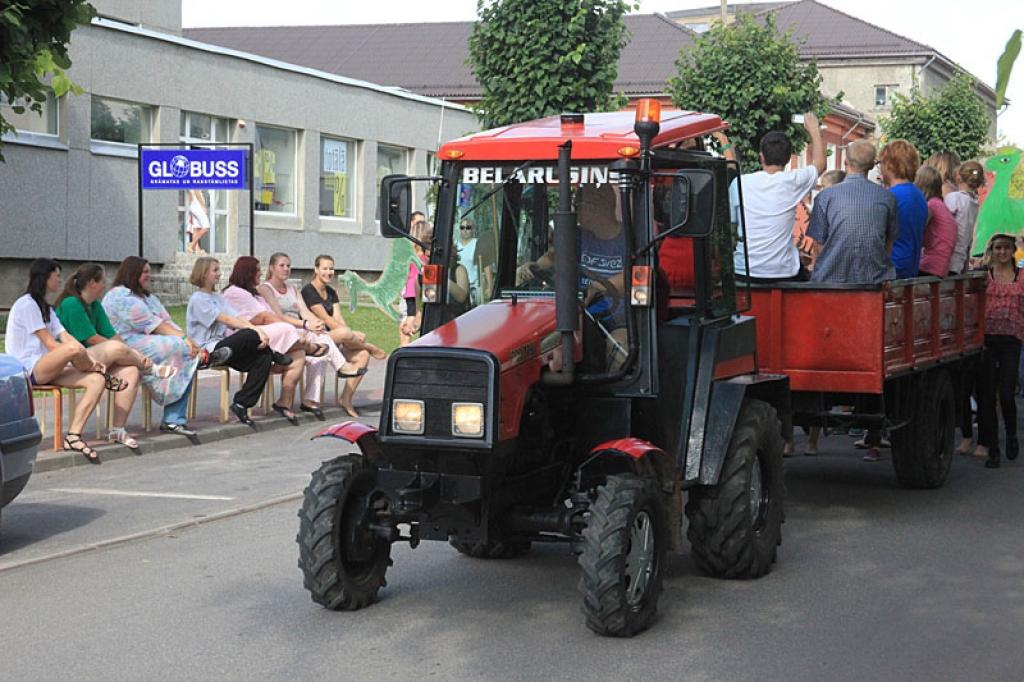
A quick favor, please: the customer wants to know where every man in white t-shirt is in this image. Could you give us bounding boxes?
[734,112,826,281]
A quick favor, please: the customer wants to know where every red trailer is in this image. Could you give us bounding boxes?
[746,274,985,488]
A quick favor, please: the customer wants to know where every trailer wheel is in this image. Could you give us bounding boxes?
[891,369,955,489]
[578,473,667,637]
[685,399,785,579]
[449,537,532,559]
[297,455,392,610]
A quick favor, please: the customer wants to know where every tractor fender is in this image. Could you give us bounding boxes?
[311,421,382,460]
[585,438,683,552]
[696,374,791,486]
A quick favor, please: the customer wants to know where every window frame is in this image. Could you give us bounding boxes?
[375,143,410,221]
[319,134,359,222]
[89,95,152,147]
[254,123,300,217]
[0,90,59,138]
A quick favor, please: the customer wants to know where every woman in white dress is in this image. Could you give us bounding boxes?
[186,189,211,254]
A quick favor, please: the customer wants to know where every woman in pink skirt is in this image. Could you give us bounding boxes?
[223,256,327,423]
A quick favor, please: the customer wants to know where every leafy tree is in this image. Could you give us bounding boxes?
[468,0,634,129]
[668,14,834,168]
[0,0,95,160]
[881,72,992,161]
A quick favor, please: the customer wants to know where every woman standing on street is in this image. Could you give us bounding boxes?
[259,252,367,420]
[970,234,1024,468]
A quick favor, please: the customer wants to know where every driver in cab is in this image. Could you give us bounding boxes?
[515,183,628,370]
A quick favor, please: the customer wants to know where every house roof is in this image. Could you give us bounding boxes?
[184,13,695,100]
[667,1,994,98]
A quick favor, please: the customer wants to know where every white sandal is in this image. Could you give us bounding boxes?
[145,363,178,380]
[109,427,139,450]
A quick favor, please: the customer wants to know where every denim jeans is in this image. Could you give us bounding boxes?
[162,377,194,425]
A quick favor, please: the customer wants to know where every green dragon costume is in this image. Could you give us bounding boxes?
[339,238,421,322]
[973,146,1024,255]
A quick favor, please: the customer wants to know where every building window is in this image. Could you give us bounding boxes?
[180,111,231,143]
[874,86,891,107]
[91,96,151,144]
[320,136,357,220]
[255,124,298,214]
[685,22,710,33]
[1,91,58,136]
[376,144,408,219]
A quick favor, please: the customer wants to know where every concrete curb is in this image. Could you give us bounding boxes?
[32,405,365,474]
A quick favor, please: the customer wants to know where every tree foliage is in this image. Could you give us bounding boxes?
[668,14,834,168]
[0,0,95,160]
[881,72,992,161]
[468,0,634,129]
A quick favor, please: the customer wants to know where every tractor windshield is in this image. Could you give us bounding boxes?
[452,162,629,369]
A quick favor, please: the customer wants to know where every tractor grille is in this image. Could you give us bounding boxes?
[387,354,492,441]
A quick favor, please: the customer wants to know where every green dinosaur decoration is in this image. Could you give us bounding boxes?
[973,147,1024,255]
[339,238,421,322]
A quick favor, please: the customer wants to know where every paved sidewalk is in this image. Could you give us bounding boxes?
[31,361,387,473]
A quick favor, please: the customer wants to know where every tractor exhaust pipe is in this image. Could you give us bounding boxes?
[543,140,578,387]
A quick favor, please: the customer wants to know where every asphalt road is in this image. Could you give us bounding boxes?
[2,424,1023,681]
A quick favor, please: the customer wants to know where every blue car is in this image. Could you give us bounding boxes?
[0,353,41,532]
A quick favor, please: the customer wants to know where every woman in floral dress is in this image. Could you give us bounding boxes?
[103,256,229,437]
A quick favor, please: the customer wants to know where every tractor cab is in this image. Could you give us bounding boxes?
[298,102,790,638]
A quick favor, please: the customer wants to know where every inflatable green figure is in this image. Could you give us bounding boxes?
[973,146,1024,255]
[339,238,421,322]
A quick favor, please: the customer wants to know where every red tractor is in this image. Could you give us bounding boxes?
[297,102,790,636]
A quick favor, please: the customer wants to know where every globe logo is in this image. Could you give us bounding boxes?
[170,155,190,179]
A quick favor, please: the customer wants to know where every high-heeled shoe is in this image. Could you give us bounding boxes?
[272,403,299,425]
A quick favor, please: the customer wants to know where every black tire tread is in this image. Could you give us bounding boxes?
[685,399,785,579]
[578,474,665,637]
[296,455,390,610]
[890,369,955,489]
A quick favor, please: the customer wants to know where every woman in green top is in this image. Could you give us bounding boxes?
[55,263,175,450]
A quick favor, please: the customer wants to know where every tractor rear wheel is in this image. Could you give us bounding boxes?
[890,369,955,489]
[297,455,392,610]
[685,399,785,579]
[449,537,532,559]
[578,473,667,637]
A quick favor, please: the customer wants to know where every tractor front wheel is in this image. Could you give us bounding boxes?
[578,473,667,637]
[685,399,785,579]
[297,455,392,610]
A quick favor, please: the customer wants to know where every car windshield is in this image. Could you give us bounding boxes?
[450,162,630,370]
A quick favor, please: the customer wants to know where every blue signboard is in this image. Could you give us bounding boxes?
[140,148,248,190]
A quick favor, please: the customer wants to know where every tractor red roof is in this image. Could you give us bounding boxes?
[438,110,726,161]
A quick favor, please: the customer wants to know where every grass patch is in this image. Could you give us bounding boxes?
[165,304,400,354]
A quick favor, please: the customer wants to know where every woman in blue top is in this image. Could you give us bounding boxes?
[879,139,928,278]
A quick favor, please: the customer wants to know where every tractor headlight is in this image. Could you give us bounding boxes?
[452,402,484,438]
[392,399,425,434]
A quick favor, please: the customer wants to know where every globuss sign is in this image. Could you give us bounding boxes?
[140,148,248,190]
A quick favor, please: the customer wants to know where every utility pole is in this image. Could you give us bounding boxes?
[720,0,728,25]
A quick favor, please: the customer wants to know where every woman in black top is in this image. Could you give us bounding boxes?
[301,254,386,417]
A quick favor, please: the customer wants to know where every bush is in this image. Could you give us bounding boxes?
[881,72,992,161]
[669,14,835,168]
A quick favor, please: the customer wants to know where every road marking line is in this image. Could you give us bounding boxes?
[48,488,235,501]
[0,491,302,574]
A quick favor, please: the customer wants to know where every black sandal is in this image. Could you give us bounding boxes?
[308,343,330,358]
[64,432,101,464]
[102,372,129,392]
[337,366,368,378]
[272,403,300,425]
[300,403,325,420]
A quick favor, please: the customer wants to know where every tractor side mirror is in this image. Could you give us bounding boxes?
[380,174,412,238]
[668,169,715,238]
